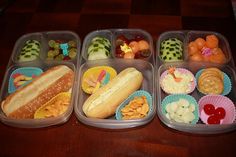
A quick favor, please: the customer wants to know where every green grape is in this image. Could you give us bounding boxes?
[55,54,64,60]
[48,40,56,48]
[47,50,55,58]
[68,40,77,48]
[69,48,77,58]
[54,42,60,49]
[54,49,60,56]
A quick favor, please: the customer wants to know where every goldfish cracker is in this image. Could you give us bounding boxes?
[195,38,206,50]
[188,41,198,56]
[206,35,219,49]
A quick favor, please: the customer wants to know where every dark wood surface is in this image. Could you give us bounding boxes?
[0,0,236,157]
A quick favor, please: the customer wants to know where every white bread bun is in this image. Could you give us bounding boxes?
[82,67,143,118]
[1,65,74,119]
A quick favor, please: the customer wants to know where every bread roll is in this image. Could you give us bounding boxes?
[1,65,74,119]
[82,67,143,118]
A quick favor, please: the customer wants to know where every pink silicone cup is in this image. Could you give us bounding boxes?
[198,95,236,124]
[160,68,196,94]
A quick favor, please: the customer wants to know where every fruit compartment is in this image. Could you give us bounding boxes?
[42,31,81,63]
[185,31,232,66]
[112,29,154,62]
[0,61,77,128]
[156,61,236,134]
[74,59,156,129]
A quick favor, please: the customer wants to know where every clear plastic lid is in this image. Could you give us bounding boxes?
[74,59,156,129]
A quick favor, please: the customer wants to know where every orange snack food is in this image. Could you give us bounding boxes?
[195,38,206,50]
[188,41,198,56]
[190,53,203,61]
[206,35,219,49]
[210,48,226,64]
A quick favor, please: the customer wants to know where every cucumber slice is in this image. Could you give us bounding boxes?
[160,38,183,62]
[88,50,109,60]
[91,37,111,46]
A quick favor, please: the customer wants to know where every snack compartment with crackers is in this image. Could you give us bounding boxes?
[81,29,154,64]
[0,31,81,128]
[156,61,236,134]
[74,59,155,129]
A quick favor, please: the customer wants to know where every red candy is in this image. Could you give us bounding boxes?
[203,104,226,124]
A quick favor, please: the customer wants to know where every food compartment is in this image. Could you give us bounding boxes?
[74,59,155,129]
[42,31,81,63]
[186,31,232,65]
[156,62,236,134]
[12,33,43,63]
[157,31,185,65]
[81,30,113,61]
[113,29,154,62]
[0,61,76,128]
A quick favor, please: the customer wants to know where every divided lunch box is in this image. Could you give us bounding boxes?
[0,31,81,128]
[156,30,236,134]
[74,29,156,129]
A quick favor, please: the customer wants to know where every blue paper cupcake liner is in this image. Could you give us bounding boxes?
[161,94,199,124]
[115,90,152,120]
[8,67,43,93]
[195,69,232,96]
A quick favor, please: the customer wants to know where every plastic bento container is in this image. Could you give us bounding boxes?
[156,30,234,67]
[156,61,236,134]
[81,29,154,65]
[0,61,77,128]
[0,31,81,128]
[74,59,156,129]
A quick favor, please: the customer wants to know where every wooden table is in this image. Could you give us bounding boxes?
[0,0,236,157]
